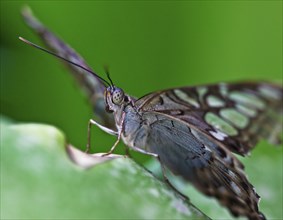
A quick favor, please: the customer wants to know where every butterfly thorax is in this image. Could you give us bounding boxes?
[104,86,150,148]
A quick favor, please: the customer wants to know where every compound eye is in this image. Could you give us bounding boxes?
[112,88,124,105]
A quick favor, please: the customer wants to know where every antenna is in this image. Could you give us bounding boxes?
[104,65,114,87]
[19,37,110,87]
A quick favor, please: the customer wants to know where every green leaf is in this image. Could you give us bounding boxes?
[1,117,208,219]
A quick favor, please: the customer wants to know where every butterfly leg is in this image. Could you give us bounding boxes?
[86,119,118,153]
[123,147,132,158]
[101,131,122,157]
[102,112,126,156]
[130,146,190,202]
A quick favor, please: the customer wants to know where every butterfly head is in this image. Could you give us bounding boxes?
[105,86,130,113]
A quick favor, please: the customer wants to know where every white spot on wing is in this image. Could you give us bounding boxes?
[207,95,225,107]
[204,145,212,152]
[196,86,208,102]
[231,182,241,195]
[219,83,228,96]
[210,130,227,141]
[236,104,257,117]
[220,108,249,129]
[229,91,265,109]
[174,89,200,108]
[259,85,282,100]
[205,112,238,136]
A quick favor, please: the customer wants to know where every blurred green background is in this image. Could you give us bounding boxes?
[1,1,282,219]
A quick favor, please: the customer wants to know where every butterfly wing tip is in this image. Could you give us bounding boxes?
[21,5,32,17]
[247,212,266,220]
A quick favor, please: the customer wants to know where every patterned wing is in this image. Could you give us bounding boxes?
[144,113,265,220]
[21,7,114,128]
[136,82,283,156]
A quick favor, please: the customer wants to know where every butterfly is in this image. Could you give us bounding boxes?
[21,7,282,220]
